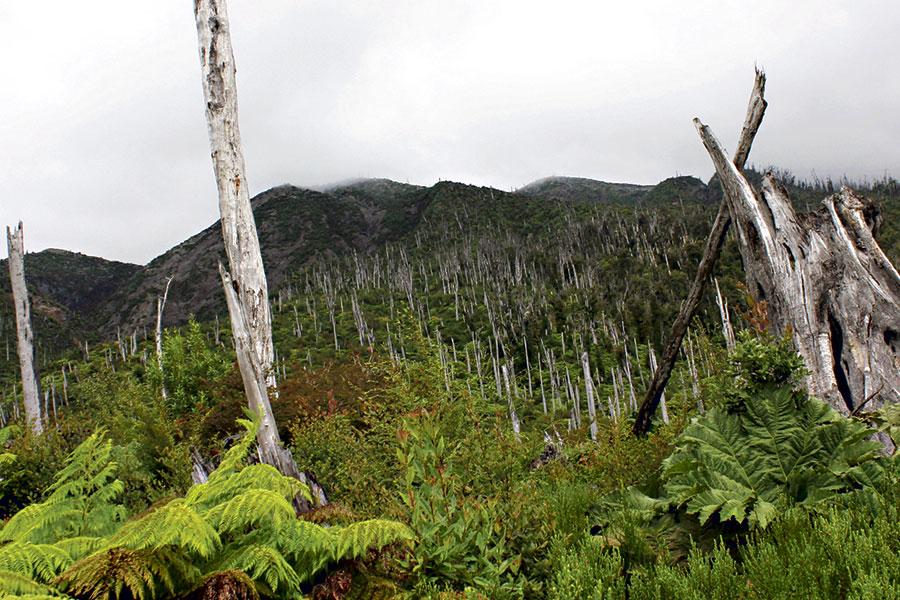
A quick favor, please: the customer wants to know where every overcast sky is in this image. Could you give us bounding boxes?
[1,1,898,264]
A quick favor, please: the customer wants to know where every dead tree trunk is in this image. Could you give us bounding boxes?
[6,222,42,434]
[695,120,900,424]
[633,69,767,436]
[194,0,324,506]
[156,276,173,401]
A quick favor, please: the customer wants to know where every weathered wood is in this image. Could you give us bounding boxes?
[194,0,321,502]
[633,69,767,436]
[695,120,900,433]
[6,222,42,434]
[156,276,173,401]
[581,351,598,440]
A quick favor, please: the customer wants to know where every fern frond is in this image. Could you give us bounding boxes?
[0,569,54,596]
[215,543,301,596]
[0,503,76,544]
[52,538,106,563]
[208,415,260,480]
[203,489,297,536]
[186,463,304,511]
[259,520,336,581]
[2,432,126,544]
[46,433,115,496]
[54,547,195,600]
[108,499,220,559]
[0,542,71,582]
[330,520,415,562]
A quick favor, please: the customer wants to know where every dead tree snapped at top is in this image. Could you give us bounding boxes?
[695,120,900,426]
[193,0,325,506]
[7,222,42,435]
[634,69,767,436]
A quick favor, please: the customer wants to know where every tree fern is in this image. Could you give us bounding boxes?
[203,489,297,535]
[0,569,57,597]
[0,542,72,582]
[106,499,220,558]
[330,520,415,563]
[1,432,126,544]
[0,416,414,599]
[214,543,302,597]
[54,547,196,600]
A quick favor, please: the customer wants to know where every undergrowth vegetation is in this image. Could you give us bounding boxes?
[1,180,898,597]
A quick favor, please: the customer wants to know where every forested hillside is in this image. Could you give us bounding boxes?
[1,167,898,598]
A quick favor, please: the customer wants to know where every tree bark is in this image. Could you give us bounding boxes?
[194,0,323,505]
[6,222,42,435]
[695,120,900,428]
[633,68,767,436]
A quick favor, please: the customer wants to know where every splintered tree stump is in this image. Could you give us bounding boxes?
[695,120,900,429]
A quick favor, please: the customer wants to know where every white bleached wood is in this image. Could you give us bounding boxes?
[695,120,900,444]
[156,276,173,401]
[581,352,598,441]
[6,222,42,434]
[194,0,325,500]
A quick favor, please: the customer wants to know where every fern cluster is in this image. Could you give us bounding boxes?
[0,415,413,599]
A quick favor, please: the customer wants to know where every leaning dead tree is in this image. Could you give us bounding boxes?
[6,222,42,434]
[194,0,325,507]
[695,122,900,420]
[634,69,767,435]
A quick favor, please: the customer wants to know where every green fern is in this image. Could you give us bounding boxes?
[0,569,57,596]
[0,425,17,468]
[106,499,220,558]
[0,416,414,599]
[1,432,126,544]
[0,542,72,582]
[330,520,416,563]
[54,547,195,600]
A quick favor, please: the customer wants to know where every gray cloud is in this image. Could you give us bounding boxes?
[1,0,898,264]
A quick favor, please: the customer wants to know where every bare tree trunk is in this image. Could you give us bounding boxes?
[633,68,767,436]
[695,119,900,429]
[156,276,173,401]
[581,352,598,441]
[194,0,323,503]
[6,222,42,435]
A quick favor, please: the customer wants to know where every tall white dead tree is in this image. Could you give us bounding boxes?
[695,120,900,422]
[194,0,324,504]
[156,276,173,401]
[6,222,42,434]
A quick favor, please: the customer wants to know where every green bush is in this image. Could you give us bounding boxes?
[397,415,523,598]
[547,535,625,600]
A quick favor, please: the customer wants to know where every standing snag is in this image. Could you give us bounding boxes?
[193,0,325,505]
[6,222,42,434]
[155,276,173,401]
